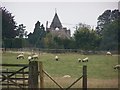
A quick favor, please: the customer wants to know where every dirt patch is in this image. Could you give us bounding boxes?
[43,77,118,88]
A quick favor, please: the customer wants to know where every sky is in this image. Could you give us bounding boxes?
[1,1,119,35]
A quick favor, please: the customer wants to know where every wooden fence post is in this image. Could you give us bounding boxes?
[39,61,44,88]
[28,61,39,89]
[83,65,87,90]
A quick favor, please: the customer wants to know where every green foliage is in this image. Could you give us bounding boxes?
[43,34,76,49]
[96,9,120,50]
[28,21,46,48]
[44,33,55,49]
[74,25,101,50]
[54,37,76,49]
[100,20,119,50]
[1,7,17,39]
[96,9,120,35]
[3,38,29,48]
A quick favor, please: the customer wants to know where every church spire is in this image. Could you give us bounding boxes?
[50,10,62,29]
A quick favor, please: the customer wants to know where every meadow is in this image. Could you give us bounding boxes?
[1,51,119,88]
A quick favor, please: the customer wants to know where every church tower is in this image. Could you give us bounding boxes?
[50,12,62,29]
[46,11,71,39]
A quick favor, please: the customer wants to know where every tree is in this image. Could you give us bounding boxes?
[16,24,27,38]
[44,33,56,49]
[96,9,120,50]
[96,9,120,35]
[53,37,75,49]
[100,19,119,50]
[1,7,17,39]
[28,21,46,48]
[74,23,101,50]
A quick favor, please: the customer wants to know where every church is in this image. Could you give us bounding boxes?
[46,12,71,39]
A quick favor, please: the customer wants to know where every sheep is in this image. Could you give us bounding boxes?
[78,58,82,62]
[114,65,120,70]
[82,57,88,62]
[17,53,24,59]
[63,75,71,78]
[27,53,39,61]
[31,54,39,60]
[106,51,112,56]
[28,56,32,61]
[55,56,59,61]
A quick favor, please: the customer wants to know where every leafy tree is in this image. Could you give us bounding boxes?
[44,33,56,49]
[96,9,120,50]
[1,7,17,39]
[96,9,120,35]
[28,21,46,48]
[74,24,101,50]
[54,37,75,49]
[100,20,119,50]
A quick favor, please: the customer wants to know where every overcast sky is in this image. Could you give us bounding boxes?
[1,1,118,35]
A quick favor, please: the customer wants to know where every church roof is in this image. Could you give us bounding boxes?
[50,13,62,29]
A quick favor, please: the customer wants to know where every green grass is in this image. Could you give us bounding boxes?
[2,52,118,79]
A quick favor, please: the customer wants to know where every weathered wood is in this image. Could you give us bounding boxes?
[39,61,44,88]
[28,61,39,89]
[2,83,28,86]
[1,63,29,88]
[83,65,87,90]
[0,77,28,80]
[2,66,28,82]
[2,74,23,88]
[2,71,29,74]
[0,64,28,67]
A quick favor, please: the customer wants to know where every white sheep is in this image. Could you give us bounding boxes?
[106,51,112,56]
[28,56,32,61]
[32,54,39,60]
[82,57,88,62]
[78,58,82,62]
[17,53,24,59]
[114,65,120,70]
[63,75,71,78]
[55,56,59,61]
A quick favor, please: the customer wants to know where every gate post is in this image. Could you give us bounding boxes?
[39,61,44,88]
[28,61,39,89]
[83,65,87,90]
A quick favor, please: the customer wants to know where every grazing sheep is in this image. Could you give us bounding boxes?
[27,53,39,61]
[32,54,39,60]
[28,56,32,61]
[55,56,59,61]
[78,58,82,62]
[106,51,112,56]
[82,57,88,62]
[17,54,24,59]
[114,65,120,70]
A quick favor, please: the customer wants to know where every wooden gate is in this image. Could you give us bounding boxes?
[0,61,87,90]
[37,61,87,90]
[0,64,29,89]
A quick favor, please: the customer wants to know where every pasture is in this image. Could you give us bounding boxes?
[2,51,119,88]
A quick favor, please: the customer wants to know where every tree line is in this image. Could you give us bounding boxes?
[1,6,120,51]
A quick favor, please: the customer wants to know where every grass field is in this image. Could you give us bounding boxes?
[1,51,119,88]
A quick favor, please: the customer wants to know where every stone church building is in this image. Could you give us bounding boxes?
[46,12,71,39]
